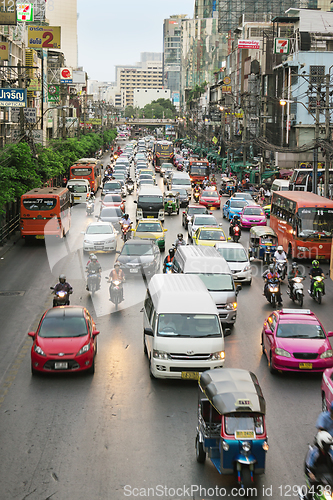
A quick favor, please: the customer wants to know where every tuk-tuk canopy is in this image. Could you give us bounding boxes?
[199,368,266,415]
[249,226,277,239]
[165,191,177,197]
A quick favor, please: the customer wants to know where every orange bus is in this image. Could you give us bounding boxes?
[189,157,209,185]
[270,191,333,260]
[69,158,102,193]
[20,187,71,240]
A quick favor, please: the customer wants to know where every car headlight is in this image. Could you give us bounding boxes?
[242,442,251,452]
[243,264,251,272]
[105,238,115,243]
[225,302,237,310]
[77,343,90,356]
[321,350,333,359]
[84,239,90,244]
[143,262,152,268]
[297,246,309,251]
[275,347,291,358]
[34,345,46,356]
[210,351,225,360]
[153,349,169,360]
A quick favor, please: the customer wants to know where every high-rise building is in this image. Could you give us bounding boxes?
[163,15,187,107]
[195,0,219,19]
[46,0,78,68]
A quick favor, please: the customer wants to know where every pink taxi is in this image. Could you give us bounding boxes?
[240,205,266,228]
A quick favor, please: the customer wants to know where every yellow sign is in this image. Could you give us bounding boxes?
[28,78,41,91]
[0,42,8,60]
[222,85,232,94]
[0,0,17,25]
[223,76,231,85]
[212,136,218,144]
[27,26,61,49]
[91,119,101,125]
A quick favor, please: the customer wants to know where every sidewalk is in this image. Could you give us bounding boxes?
[0,230,21,259]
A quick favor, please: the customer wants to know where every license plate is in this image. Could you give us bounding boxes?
[181,371,199,380]
[54,362,68,370]
[147,215,154,218]
[74,196,80,200]
[235,430,255,439]
[299,362,312,369]
[35,235,44,240]
[130,268,139,273]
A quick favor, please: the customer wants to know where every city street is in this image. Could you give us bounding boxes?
[0,156,332,500]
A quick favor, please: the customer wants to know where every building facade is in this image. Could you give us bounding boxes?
[163,15,187,107]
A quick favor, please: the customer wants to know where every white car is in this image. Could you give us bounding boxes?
[187,214,219,240]
[214,242,252,285]
[83,221,117,253]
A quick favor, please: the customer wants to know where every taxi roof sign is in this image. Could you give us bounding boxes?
[281,309,312,315]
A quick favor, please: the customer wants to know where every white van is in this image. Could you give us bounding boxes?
[271,179,289,192]
[66,179,91,203]
[169,172,192,196]
[143,274,225,379]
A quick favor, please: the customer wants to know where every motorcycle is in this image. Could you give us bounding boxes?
[86,270,100,297]
[287,276,304,307]
[263,278,282,308]
[51,287,72,307]
[121,223,132,242]
[163,262,173,274]
[193,191,200,203]
[275,259,287,280]
[86,200,94,216]
[107,277,124,309]
[309,276,325,304]
[232,224,241,243]
[127,180,134,194]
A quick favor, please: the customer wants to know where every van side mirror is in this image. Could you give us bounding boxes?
[144,327,154,337]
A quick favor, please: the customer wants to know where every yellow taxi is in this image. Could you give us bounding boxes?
[192,226,227,247]
[132,219,167,251]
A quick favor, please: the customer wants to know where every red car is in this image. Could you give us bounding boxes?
[101,193,125,213]
[199,188,221,209]
[28,306,99,375]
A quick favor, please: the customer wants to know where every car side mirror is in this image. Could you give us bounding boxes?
[50,286,54,290]
[236,284,242,294]
[227,237,231,240]
[92,330,100,337]
[144,327,154,336]
[28,331,35,338]
[164,228,168,232]
[327,331,333,338]
[264,328,273,336]
[116,250,120,254]
[250,257,254,262]
[133,200,137,204]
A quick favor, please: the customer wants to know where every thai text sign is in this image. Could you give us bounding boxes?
[238,40,260,50]
[27,26,61,49]
[0,88,26,107]
[0,0,17,25]
[0,42,8,60]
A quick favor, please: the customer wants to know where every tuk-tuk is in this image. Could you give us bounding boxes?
[164,191,180,215]
[220,177,235,195]
[196,368,268,490]
[248,226,278,265]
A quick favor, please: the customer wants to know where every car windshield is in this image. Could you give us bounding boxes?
[177,189,187,196]
[235,193,253,201]
[39,316,88,338]
[86,225,113,234]
[216,247,248,262]
[276,322,326,339]
[194,273,234,292]
[140,179,154,184]
[194,216,217,225]
[104,182,121,190]
[188,207,207,215]
[103,194,122,202]
[121,244,153,256]
[136,223,162,232]
[172,178,190,185]
[157,313,221,338]
[202,190,218,197]
[199,230,225,241]
[230,200,248,208]
[100,208,122,217]
[225,414,264,435]
[243,207,263,216]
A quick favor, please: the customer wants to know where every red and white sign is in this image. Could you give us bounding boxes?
[60,67,73,83]
[238,40,260,50]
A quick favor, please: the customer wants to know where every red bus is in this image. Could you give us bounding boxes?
[189,158,209,185]
[69,158,102,193]
[20,187,71,240]
[270,191,333,260]
[153,140,173,172]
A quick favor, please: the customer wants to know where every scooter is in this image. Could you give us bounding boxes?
[275,259,287,280]
[127,180,134,194]
[86,270,101,297]
[309,276,325,304]
[232,224,241,243]
[106,277,124,309]
[163,262,173,274]
[287,277,304,307]
[51,287,72,307]
[121,223,132,242]
[193,191,200,203]
[86,200,94,216]
[263,278,282,308]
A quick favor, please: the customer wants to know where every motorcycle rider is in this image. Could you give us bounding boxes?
[108,262,125,302]
[193,184,201,200]
[309,260,325,296]
[120,213,132,240]
[203,177,209,188]
[85,254,102,291]
[302,431,333,500]
[263,264,282,306]
[273,245,287,263]
[287,262,304,296]
[163,248,175,273]
[174,233,186,248]
[229,215,241,237]
[52,274,73,306]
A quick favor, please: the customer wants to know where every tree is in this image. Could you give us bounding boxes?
[139,99,177,119]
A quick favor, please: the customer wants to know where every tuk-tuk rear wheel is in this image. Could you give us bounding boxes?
[195,436,206,463]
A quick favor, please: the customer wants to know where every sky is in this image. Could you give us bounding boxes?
[77,0,194,82]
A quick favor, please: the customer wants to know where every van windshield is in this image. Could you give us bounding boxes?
[157,314,222,338]
[138,196,163,204]
[194,273,234,292]
[172,179,190,185]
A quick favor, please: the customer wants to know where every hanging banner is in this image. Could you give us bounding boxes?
[27,26,61,49]
[0,88,26,107]
[0,0,17,25]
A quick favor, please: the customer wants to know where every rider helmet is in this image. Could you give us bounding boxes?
[91,255,97,262]
[277,245,283,253]
[169,248,175,257]
[114,262,120,268]
[268,264,275,273]
[316,431,333,452]
[292,262,297,268]
[59,274,66,284]
[312,260,319,268]
[123,214,129,220]
[177,233,183,239]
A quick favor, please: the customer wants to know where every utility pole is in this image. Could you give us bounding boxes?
[325,72,330,198]
[18,62,24,137]
[313,83,320,195]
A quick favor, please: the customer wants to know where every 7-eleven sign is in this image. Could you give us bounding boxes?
[17,4,34,22]
[274,38,290,55]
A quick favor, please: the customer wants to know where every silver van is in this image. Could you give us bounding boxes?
[169,172,192,196]
[143,274,225,379]
[172,245,240,328]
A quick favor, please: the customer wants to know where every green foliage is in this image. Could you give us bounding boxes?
[124,106,137,118]
[0,128,117,211]
[139,98,177,119]
[186,82,208,104]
